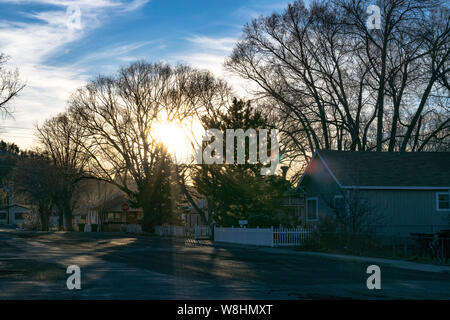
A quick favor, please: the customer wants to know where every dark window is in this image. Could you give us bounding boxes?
[306,198,318,221]
[107,212,123,223]
[15,212,24,220]
[334,196,345,210]
[438,193,450,210]
[0,212,6,219]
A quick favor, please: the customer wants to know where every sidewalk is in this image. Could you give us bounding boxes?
[260,248,450,273]
[210,240,450,273]
[135,232,450,274]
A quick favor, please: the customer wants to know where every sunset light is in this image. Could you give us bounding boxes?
[0,0,448,308]
[150,117,204,164]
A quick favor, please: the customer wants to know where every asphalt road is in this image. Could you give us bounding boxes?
[0,227,449,299]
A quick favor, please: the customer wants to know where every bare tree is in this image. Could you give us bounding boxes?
[226,0,450,163]
[13,153,58,231]
[324,191,384,235]
[36,112,91,230]
[68,61,231,231]
[0,53,25,116]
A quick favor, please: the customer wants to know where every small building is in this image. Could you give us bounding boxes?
[297,150,450,236]
[74,193,143,232]
[0,205,31,226]
[184,198,209,228]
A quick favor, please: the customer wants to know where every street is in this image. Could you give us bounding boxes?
[1,227,449,299]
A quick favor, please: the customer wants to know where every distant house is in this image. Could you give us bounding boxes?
[0,205,31,226]
[74,193,143,232]
[296,150,450,236]
[184,198,209,228]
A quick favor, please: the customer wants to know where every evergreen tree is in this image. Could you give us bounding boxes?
[192,98,292,227]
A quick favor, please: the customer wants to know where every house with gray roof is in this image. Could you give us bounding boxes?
[296,150,450,236]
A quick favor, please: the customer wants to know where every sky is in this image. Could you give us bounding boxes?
[0,0,293,149]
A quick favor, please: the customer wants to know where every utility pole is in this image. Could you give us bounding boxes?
[5,184,10,224]
[6,183,14,225]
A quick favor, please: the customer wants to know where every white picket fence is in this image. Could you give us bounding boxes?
[154,225,211,239]
[214,226,313,247]
[273,227,313,247]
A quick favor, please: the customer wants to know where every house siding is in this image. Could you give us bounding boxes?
[357,189,450,236]
[299,157,342,226]
[299,156,450,236]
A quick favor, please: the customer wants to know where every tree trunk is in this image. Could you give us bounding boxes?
[39,204,50,231]
[58,209,63,230]
[64,206,73,231]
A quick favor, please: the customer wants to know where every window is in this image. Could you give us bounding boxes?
[437,192,450,211]
[306,197,318,221]
[15,212,24,220]
[0,212,6,220]
[333,195,345,210]
[107,212,123,223]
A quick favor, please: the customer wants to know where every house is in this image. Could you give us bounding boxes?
[296,150,450,236]
[0,205,31,226]
[184,198,209,228]
[73,193,143,232]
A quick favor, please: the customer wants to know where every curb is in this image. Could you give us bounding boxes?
[256,248,450,273]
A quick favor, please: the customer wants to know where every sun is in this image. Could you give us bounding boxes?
[151,120,195,163]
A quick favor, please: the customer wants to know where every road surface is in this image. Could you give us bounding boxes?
[1,227,449,299]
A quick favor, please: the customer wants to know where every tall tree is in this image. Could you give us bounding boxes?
[68,61,231,231]
[36,112,90,230]
[190,98,291,227]
[226,0,450,164]
[13,153,58,231]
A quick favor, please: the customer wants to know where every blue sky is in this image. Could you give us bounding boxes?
[0,0,292,149]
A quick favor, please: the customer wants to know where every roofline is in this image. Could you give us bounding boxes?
[316,151,343,188]
[342,186,450,190]
[0,204,30,210]
[296,150,343,190]
[296,151,317,190]
[297,151,450,190]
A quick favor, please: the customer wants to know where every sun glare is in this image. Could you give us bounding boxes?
[151,119,202,163]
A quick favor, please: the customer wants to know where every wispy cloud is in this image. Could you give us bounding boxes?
[185,36,238,53]
[233,1,291,19]
[0,0,150,148]
[175,35,256,98]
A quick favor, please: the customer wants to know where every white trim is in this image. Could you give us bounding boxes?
[436,191,450,212]
[343,186,450,190]
[306,197,319,221]
[316,151,343,188]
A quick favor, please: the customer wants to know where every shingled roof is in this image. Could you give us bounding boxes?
[313,150,450,188]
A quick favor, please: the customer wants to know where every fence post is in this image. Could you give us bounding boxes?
[271,226,274,247]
